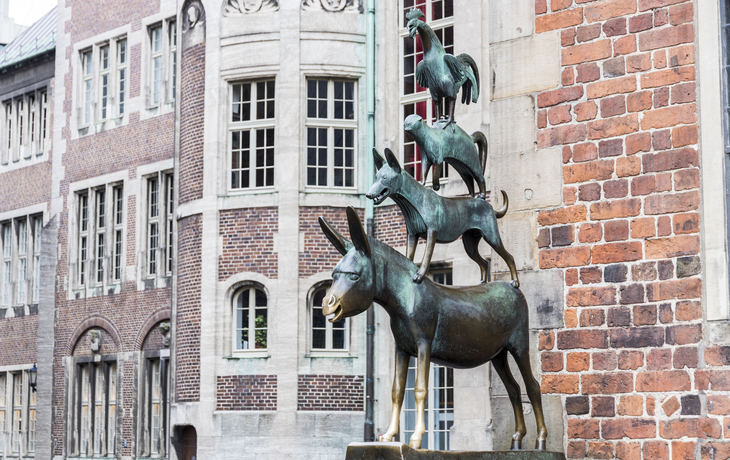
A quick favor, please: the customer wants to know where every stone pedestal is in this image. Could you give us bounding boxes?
[345,443,567,460]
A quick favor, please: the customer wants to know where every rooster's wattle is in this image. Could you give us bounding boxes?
[407,8,480,127]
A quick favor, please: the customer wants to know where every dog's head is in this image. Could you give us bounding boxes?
[366,148,404,205]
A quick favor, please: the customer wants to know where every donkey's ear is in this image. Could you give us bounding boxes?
[346,207,371,257]
[372,148,385,171]
[384,148,401,173]
[318,216,354,256]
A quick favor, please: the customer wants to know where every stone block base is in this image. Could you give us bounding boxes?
[345,442,567,460]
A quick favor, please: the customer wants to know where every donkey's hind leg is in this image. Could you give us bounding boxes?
[463,230,490,283]
[491,349,527,450]
[510,339,548,450]
[381,349,410,442]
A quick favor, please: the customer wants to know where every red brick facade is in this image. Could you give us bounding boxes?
[531,0,724,458]
[297,374,365,411]
[219,207,278,280]
[373,205,408,248]
[299,207,363,277]
[216,375,278,411]
[178,42,206,205]
[176,215,202,402]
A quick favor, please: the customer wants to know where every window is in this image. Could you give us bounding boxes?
[82,50,93,126]
[234,287,268,350]
[310,283,348,351]
[117,39,127,116]
[305,79,357,189]
[76,185,123,289]
[229,80,275,190]
[0,90,49,165]
[400,0,453,181]
[147,19,176,109]
[146,172,173,278]
[0,215,42,308]
[400,267,454,450]
[141,357,169,457]
[99,45,111,120]
[0,370,35,455]
[73,361,117,457]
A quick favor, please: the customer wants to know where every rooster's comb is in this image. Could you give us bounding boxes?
[406,8,425,21]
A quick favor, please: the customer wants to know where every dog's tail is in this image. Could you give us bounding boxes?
[495,190,509,218]
[471,131,488,175]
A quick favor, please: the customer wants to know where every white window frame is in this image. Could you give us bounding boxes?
[0,369,35,456]
[139,356,169,458]
[77,38,128,133]
[75,184,124,291]
[71,359,117,457]
[0,215,43,309]
[146,19,177,111]
[233,285,269,352]
[399,0,454,183]
[304,78,358,190]
[309,282,349,352]
[117,38,128,117]
[99,44,111,121]
[144,171,173,279]
[81,49,94,127]
[228,80,276,192]
[0,90,49,167]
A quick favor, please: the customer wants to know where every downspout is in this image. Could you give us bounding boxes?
[364,0,376,443]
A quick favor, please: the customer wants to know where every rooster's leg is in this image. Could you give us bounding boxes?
[442,99,457,132]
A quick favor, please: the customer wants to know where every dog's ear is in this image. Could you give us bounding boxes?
[318,216,354,256]
[372,148,384,171]
[384,148,401,173]
[346,207,371,257]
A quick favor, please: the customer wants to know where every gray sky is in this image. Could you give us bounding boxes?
[9,0,56,27]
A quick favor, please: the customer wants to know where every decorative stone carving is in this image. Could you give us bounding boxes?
[159,322,171,348]
[183,1,205,32]
[224,0,279,15]
[302,0,362,13]
[89,330,101,354]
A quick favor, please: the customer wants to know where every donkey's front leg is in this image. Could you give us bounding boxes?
[414,229,438,283]
[410,340,432,449]
[381,350,410,442]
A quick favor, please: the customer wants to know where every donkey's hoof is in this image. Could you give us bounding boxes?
[536,439,547,451]
[510,439,521,451]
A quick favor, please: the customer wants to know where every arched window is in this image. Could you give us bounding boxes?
[234,287,267,350]
[310,283,347,351]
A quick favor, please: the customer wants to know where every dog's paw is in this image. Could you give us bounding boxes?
[510,279,520,289]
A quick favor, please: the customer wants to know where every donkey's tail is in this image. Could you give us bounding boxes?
[495,190,509,218]
[471,131,488,175]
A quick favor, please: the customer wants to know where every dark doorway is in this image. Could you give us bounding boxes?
[182,426,197,460]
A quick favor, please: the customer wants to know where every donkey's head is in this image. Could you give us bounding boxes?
[366,148,404,205]
[318,207,376,323]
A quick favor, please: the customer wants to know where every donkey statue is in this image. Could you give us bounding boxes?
[318,207,547,451]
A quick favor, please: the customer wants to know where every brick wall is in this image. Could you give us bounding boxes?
[0,314,37,366]
[216,375,277,411]
[178,42,206,205]
[219,207,278,280]
[373,205,407,248]
[142,321,166,351]
[530,0,727,458]
[299,207,363,277]
[176,215,202,402]
[297,374,364,411]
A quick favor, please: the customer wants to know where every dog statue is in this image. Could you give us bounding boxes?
[404,114,487,198]
[318,208,546,450]
[366,148,519,287]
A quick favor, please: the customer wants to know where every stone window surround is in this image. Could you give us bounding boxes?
[232,283,270,353]
[0,86,50,169]
[220,273,274,360]
[66,355,118,459]
[136,350,170,458]
[141,169,174,287]
[0,204,45,316]
[0,365,36,457]
[398,0,454,183]
[306,280,351,355]
[67,171,127,300]
[697,0,730,320]
[303,77,359,191]
[143,16,177,115]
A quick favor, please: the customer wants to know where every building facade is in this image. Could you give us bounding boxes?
[0,0,727,458]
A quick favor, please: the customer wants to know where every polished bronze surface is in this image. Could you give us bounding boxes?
[345,443,566,460]
[318,208,545,450]
[403,114,487,197]
[366,149,518,287]
[406,8,480,125]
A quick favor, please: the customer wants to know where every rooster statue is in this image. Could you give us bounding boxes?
[407,8,480,128]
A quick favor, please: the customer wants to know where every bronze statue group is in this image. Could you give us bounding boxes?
[318,9,548,452]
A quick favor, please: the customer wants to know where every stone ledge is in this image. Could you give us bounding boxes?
[345,443,566,460]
